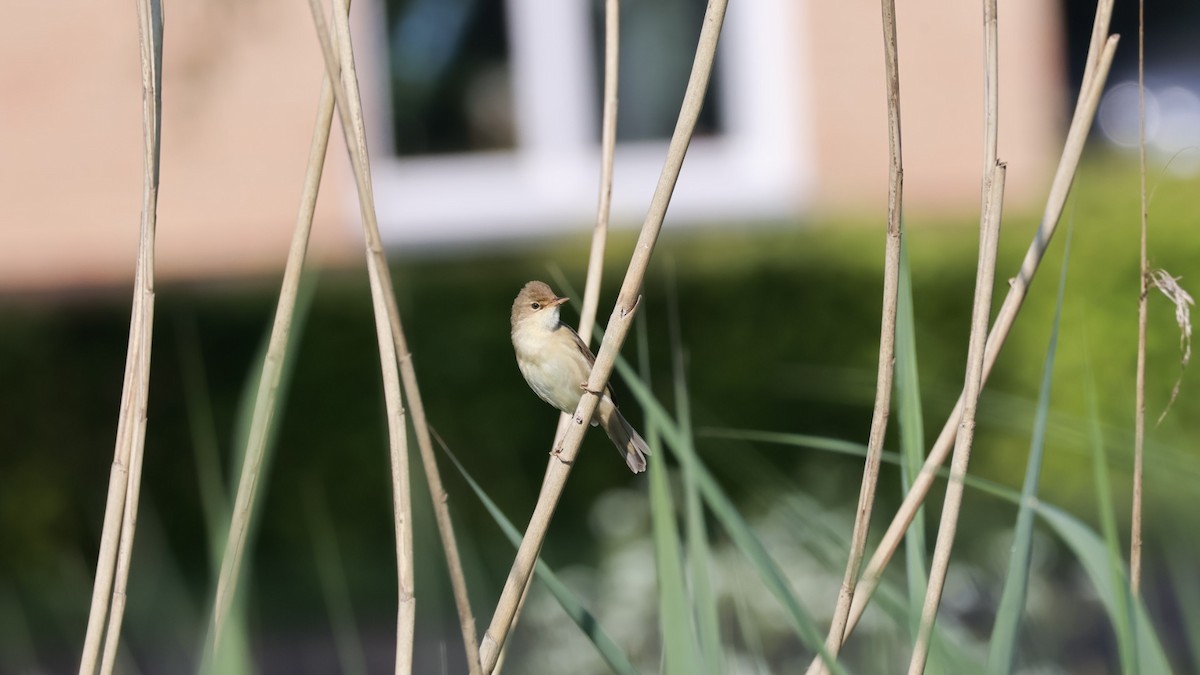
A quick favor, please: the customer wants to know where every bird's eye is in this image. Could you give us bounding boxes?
[531,302,541,310]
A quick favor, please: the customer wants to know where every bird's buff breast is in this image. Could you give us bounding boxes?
[512,323,591,414]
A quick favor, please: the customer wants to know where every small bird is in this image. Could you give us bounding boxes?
[511,281,650,473]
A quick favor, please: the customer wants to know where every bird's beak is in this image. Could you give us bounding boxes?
[551,296,569,307]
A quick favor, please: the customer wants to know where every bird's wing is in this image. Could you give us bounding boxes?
[562,323,616,400]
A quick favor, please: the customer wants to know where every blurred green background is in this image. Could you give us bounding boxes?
[1,154,1198,673]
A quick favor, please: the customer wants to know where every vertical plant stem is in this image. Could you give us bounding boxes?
[667,265,723,675]
[908,4,1003,671]
[205,3,342,659]
[78,2,161,673]
[908,164,1006,675]
[311,0,420,670]
[508,2,623,664]
[579,0,620,345]
[356,25,487,675]
[310,2,485,671]
[811,0,904,671]
[804,23,1119,664]
[389,268,480,675]
[1130,0,1147,599]
[478,2,727,671]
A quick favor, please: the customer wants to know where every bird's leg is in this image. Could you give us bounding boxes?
[549,444,573,465]
[576,383,606,424]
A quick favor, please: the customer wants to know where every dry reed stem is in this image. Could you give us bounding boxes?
[204,11,340,660]
[803,8,1119,663]
[843,31,1120,643]
[307,1,422,670]
[388,243,482,673]
[810,0,904,671]
[907,163,1006,675]
[503,2,623,667]
[907,3,1003,671]
[311,2,488,671]
[324,2,484,666]
[1131,0,1147,599]
[78,2,161,673]
[477,2,727,671]
[579,0,620,344]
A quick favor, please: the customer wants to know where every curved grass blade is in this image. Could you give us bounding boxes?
[611,359,849,675]
[703,428,1176,673]
[895,237,929,633]
[437,440,641,675]
[638,313,702,675]
[1037,504,1171,674]
[1165,545,1200,671]
[729,576,774,675]
[648,430,701,675]
[726,436,981,673]
[987,228,1071,674]
[1084,369,1137,674]
[197,272,317,675]
[666,267,724,675]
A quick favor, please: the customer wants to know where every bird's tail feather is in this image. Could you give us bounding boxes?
[600,405,650,474]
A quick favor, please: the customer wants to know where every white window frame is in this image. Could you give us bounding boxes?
[353,0,814,247]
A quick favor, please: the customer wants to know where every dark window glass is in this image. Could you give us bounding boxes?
[383,0,514,155]
[590,0,722,142]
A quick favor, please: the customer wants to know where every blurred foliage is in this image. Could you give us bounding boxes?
[0,152,1196,671]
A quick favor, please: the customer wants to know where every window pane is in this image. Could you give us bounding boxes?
[590,0,722,142]
[383,0,515,155]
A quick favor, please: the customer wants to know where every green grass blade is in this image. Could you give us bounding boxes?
[703,422,1176,673]
[895,235,929,633]
[638,310,701,675]
[1166,545,1200,670]
[1084,370,1138,674]
[305,483,368,675]
[895,238,955,674]
[733,442,981,672]
[612,358,849,675]
[1036,504,1172,673]
[438,440,641,675]
[666,268,724,675]
[729,577,773,675]
[174,313,228,571]
[198,271,317,675]
[648,436,701,675]
[986,229,1071,674]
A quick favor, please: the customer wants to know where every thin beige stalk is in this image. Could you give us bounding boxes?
[578,0,620,344]
[78,2,161,673]
[205,7,343,662]
[801,13,1119,666]
[1130,0,1147,598]
[908,163,1006,675]
[321,1,419,670]
[810,0,904,671]
[388,255,482,674]
[505,2,623,665]
[321,2,481,669]
[478,2,727,671]
[908,4,1003,669]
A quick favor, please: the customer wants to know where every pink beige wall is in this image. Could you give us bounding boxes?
[0,1,1064,293]
[803,0,1064,217]
[0,0,357,293]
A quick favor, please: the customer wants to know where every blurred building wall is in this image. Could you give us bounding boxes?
[805,0,1064,217]
[0,0,1063,292]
